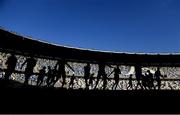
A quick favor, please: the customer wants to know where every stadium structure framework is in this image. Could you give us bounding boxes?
[1,27,180,114]
[0,27,180,67]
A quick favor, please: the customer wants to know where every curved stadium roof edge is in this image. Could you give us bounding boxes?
[0,26,179,55]
[1,26,180,66]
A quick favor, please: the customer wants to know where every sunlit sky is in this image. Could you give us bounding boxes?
[0,0,180,53]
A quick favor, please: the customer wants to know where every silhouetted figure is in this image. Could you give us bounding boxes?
[154,67,162,90]
[21,56,37,85]
[102,73,108,90]
[4,53,17,81]
[53,59,74,88]
[51,68,58,86]
[37,67,46,86]
[89,73,94,89]
[141,73,148,90]
[84,63,91,89]
[46,66,55,87]
[69,74,75,89]
[112,65,121,90]
[127,74,133,90]
[95,62,106,89]
[146,70,154,90]
[135,64,143,90]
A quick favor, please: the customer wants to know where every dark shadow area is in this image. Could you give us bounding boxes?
[0,78,180,114]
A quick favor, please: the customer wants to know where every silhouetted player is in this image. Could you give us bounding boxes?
[127,74,133,90]
[37,67,46,86]
[21,56,37,85]
[142,73,148,90]
[95,62,106,89]
[112,65,121,90]
[46,66,55,87]
[4,53,17,80]
[154,67,162,90]
[52,68,58,85]
[135,64,143,90]
[54,59,74,88]
[84,63,90,89]
[102,73,108,90]
[69,74,75,89]
[146,70,154,90]
[89,73,94,89]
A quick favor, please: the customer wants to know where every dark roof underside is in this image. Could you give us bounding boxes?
[0,28,180,66]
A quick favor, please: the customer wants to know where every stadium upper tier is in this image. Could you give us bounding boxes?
[0,27,180,67]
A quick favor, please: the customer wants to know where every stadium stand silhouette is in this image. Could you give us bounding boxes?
[1,27,180,114]
[1,27,180,90]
